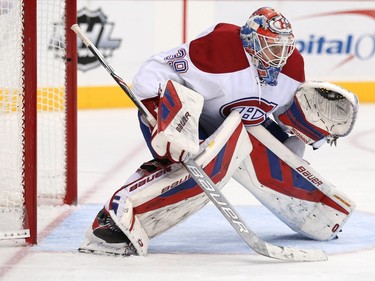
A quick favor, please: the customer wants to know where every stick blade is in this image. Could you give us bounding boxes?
[259,243,328,262]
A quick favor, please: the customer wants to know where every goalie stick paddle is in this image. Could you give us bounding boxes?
[71,24,328,262]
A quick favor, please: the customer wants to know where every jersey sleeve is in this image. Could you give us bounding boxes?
[132,47,186,101]
[131,23,245,102]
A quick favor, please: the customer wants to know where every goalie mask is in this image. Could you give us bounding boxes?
[240,7,295,86]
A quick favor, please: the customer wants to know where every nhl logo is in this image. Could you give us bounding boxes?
[77,8,121,72]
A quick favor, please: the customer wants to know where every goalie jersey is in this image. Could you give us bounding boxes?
[132,23,305,135]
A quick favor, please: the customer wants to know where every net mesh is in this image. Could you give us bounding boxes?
[0,0,68,239]
[0,0,27,239]
[37,0,67,199]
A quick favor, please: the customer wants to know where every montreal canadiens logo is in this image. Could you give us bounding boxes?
[220,98,277,126]
[269,15,293,35]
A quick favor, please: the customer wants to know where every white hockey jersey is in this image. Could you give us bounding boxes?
[132,23,305,135]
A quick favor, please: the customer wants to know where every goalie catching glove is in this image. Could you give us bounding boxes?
[151,80,204,162]
[278,81,359,149]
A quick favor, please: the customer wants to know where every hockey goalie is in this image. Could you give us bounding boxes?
[79,7,359,256]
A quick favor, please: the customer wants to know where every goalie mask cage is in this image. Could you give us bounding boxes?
[0,0,77,244]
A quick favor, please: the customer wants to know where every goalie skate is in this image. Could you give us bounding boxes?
[78,209,137,256]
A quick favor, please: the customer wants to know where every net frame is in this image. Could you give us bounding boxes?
[0,0,77,245]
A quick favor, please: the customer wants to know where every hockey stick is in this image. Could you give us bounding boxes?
[71,24,327,262]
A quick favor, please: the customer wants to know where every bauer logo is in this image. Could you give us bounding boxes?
[294,10,375,68]
[76,8,121,72]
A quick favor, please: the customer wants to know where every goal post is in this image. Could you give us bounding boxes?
[23,0,38,245]
[64,0,78,207]
[0,0,77,244]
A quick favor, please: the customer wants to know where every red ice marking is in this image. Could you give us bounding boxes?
[0,208,74,279]
[0,142,146,279]
[349,128,375,154]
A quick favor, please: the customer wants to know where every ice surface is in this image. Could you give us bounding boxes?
[1,105,375,281]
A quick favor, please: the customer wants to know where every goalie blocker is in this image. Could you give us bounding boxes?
[151,80,204,162]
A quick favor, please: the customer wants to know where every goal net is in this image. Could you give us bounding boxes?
[0,0,77,244]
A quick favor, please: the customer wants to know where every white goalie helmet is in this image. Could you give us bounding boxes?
[240,7,295,86]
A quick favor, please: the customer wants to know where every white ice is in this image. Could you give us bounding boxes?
[1,105,375,281]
